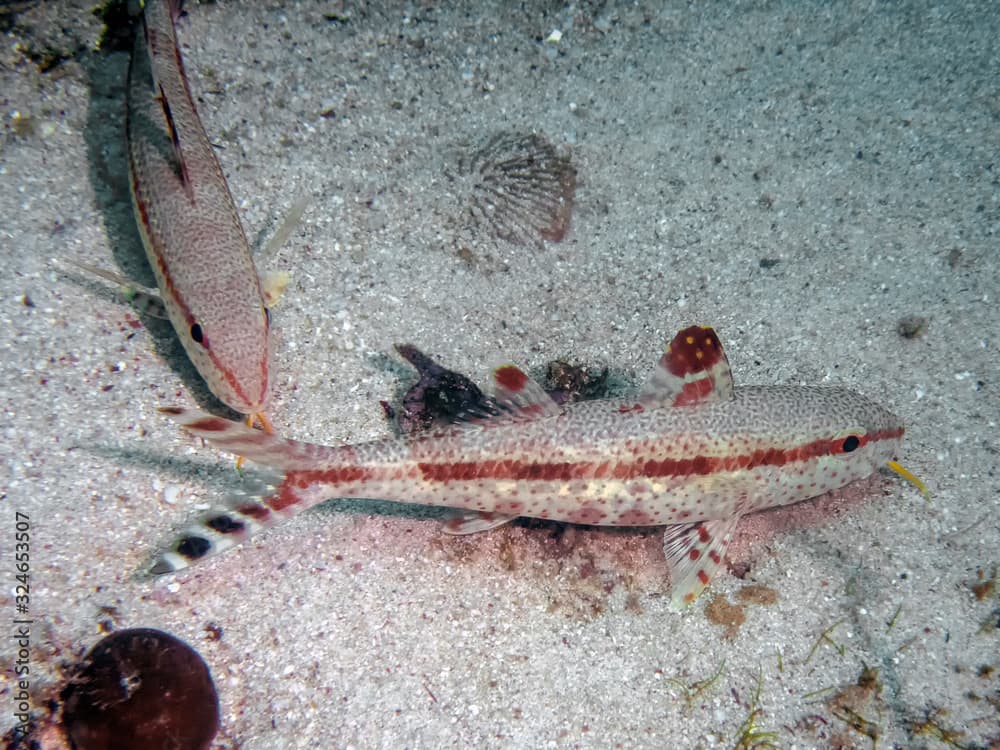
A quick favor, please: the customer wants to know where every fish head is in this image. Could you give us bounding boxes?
[807,386,927,498]
[732,386,910,505]
[164,291,271,418]
[784,385,907,495]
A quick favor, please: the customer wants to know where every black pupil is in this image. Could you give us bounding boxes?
[842,435,861,453]
[190,323,204,345]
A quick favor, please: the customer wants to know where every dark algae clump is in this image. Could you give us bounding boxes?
[61,628,219,750]
[388,344,501,433]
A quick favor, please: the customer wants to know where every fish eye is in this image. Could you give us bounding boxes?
[264,307,271,326]
[190,323,207,346]
[841,435,861,453]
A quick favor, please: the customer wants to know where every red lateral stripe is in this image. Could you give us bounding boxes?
[287,466,377,487]
[267,466,381,512]
[260,427,906,514]
[413,428,904,484]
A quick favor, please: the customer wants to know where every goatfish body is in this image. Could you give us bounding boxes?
[127,0,278,429]
[153,326,924,606]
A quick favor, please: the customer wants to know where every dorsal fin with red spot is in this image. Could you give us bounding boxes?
[639,325,734,407]
[490,364,563,418]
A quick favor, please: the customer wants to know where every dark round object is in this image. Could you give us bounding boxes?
[61,628,219,750]
[842,435,861,453]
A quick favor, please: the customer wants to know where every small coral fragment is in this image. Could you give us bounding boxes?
[910,707,968,747]
[826,665,883,746]
[897,314,929,339]
[968,566,997,601]
[704,594,745,639]
[736,583,779,606]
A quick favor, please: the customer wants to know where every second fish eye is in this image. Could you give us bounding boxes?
[190,323,206,346]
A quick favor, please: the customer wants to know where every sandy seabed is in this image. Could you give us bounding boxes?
[2,2,998,748]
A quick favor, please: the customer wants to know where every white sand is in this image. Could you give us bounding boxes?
[2,1,998,747]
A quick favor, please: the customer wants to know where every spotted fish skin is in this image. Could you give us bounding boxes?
[128,0,271,421]
[153,327,909,605]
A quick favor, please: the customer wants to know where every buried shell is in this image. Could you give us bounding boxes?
[60,628,219,750]
[457,131,577,246]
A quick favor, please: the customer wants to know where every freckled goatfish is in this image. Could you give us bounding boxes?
[126,0,290,431]
[152,326,926,606]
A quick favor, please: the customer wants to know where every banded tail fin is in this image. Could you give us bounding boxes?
[149,407,341,575]
[148,468,292,575]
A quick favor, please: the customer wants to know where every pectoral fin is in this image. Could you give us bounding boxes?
[63,260,168,319]
[441,510,518,535]
[663,514,742,608]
